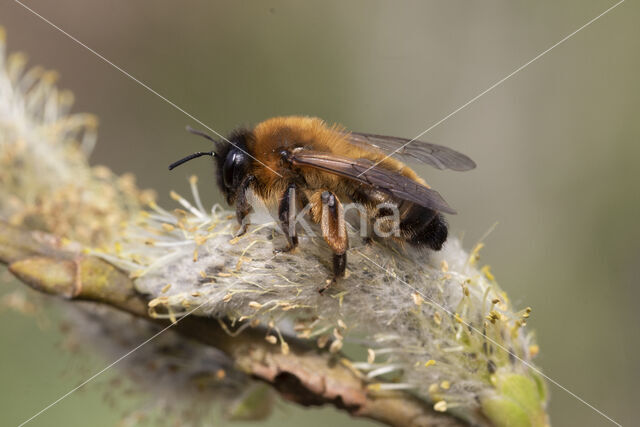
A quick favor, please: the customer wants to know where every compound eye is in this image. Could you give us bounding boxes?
[223,153,236,189]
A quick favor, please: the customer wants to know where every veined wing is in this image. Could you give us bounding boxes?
[289,150,456,214]
[347,132,476,171]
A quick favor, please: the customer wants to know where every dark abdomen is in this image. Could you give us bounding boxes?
[350,187,448,251]
[399,202,448,250]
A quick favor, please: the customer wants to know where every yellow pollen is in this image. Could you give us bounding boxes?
[481,265,495,281]
[529,344,540,357]
[433,312,442,325]
[265,335,277,344]
[281,340,290,355]
[317,335,330,349]
[412,292,423,306]
[367,349,376,364]
[434,401,447,412]
[367,383,382,392]
[329,339,343,353]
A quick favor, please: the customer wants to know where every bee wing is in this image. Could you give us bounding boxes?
[346,132,476,171]
[290,151,456,214]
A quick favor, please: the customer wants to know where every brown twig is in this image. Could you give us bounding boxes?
[0,221,470,427]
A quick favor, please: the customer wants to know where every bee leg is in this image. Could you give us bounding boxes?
[273,183,299,254]
[318,191,348,293]
[234,175,256,238]
[362,225,374,246]
[361,216,374,245]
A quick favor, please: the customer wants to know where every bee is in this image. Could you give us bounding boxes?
[169,116,475,292]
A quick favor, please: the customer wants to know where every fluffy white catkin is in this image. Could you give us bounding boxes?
[0,28,266,424]
[103,189,545,421]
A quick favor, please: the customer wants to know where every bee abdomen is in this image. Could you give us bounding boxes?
[400,204,448,251]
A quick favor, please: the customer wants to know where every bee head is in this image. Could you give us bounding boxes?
[168,126,252,205]
[214,129,252,204]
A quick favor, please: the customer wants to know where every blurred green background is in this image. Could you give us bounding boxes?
[1,1,638,426]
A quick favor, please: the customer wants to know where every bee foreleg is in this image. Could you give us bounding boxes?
[234,175,256,238]
[274,183,299,253]
[318,191,348,293]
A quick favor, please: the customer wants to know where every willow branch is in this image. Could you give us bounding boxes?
[0,221,469,427]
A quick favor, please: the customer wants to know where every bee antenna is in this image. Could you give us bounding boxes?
[168,151,215,170]
[186,126,223,147]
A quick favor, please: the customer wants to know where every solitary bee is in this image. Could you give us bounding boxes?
[169,116,475,291]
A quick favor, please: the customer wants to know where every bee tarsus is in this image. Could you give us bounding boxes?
[319,277,338,294]
[276,182,300,253]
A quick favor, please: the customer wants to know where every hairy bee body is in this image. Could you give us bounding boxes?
[170,116,475,292]
[249,117,427,199]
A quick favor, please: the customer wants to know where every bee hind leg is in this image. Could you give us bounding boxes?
[273,183,299,254]
[317,191,348,293]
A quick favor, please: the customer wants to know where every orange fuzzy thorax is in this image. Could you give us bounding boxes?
[248,116,428,204]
